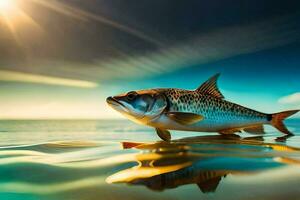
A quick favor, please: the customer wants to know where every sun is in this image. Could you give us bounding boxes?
[0,0,16,14]
[0,0,21,40]
[0,0,44,45]
[0,0,19,22]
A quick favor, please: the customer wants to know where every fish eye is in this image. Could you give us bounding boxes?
[126,91,138,100]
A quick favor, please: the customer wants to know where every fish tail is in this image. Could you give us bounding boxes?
[269,110,299,135]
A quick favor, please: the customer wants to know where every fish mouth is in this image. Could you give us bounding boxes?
[106,96,124,107]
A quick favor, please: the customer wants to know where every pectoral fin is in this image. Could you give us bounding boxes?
[167,112,204,125]
[156,128,171,141]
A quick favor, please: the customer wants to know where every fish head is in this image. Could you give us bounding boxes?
[106,90,167,124]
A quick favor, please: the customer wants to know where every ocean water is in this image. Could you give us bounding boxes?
[0,119,300,200]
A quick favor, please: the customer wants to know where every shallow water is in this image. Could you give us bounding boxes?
[0,119,300,200]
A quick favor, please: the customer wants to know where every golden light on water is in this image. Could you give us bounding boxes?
[106,161,192,184]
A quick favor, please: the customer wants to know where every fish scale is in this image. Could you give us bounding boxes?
[158,88,268,131]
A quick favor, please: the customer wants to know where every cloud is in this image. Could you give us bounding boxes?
[0,70,98,88]
[278,93,300,119]
[1,12,300,82]
[88,13,299,81]
[278,93,300,105]
[29,0,164,47]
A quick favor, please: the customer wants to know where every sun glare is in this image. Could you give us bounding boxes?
[0,0,16,13]
[0,0,45,46]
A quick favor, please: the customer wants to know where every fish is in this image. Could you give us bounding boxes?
[106,73,299,141]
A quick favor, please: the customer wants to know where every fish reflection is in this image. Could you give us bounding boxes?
[106,135,300,193]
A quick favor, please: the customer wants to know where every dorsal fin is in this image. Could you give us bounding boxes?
[196,73,224,99]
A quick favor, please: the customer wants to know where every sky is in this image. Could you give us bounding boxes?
[0,0,299,119]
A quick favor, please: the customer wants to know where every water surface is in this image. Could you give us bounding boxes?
[0,119,300,200]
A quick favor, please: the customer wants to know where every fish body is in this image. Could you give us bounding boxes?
[107,74,299,141]
[147,88,268,132]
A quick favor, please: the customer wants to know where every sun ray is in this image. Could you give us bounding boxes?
[2,13,18,37]
[0,0,164,53]
[0,0,21,44]
[28,0,88,21]
[0,0,44,47]
[28,0,164,47]
[18,9,44,33]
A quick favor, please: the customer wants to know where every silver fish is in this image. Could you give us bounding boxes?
[106,74,299,141]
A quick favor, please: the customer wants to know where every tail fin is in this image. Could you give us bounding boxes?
[270,110,299,135]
